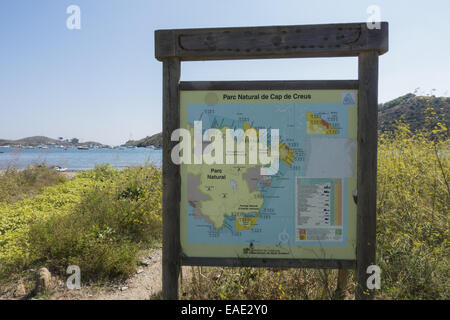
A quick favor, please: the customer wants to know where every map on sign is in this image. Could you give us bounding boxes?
[180,89,358,260]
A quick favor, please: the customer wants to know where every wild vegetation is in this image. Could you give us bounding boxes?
[0,167,66,204]
[375,103,449,299]
[0,165,162,282]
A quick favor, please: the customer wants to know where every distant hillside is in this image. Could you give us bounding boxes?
[378,93,450,132]
[0,136,105,147]
[123,94,449,148]
[3,94,446,148]
[0,136,60,146]
[79,141,105,147]
[123,133,162,148]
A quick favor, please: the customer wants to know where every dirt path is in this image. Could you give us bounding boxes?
[49,249,164,300]
[92,249,163,300]
[45,248,191,300]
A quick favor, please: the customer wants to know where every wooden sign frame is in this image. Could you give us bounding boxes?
[155,22,389,300]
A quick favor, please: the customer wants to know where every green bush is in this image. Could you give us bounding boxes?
[28,212,139,280]
[0,165,162,281]
[376,121,449,299]
[0,167,66,204]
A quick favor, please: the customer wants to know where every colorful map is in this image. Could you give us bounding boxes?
[180,89,358,259]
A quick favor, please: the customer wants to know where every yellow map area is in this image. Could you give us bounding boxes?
[306,112,338,135]
[187,125,264,230]
[236,215,259,231]
[243,122,295,166]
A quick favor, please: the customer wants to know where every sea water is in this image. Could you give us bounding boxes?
[0,146,162,170]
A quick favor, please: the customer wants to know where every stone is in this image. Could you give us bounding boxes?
[36,267,52,293]
[13,281,26,297]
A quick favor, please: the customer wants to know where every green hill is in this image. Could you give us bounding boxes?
[0,136,105,147]
[0,136,64,147]
[122,133,162,148]
[378,94,449,133]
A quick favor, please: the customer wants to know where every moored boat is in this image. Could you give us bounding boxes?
[52,166,68,172]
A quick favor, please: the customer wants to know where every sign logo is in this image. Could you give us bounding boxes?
[342,92,355,105]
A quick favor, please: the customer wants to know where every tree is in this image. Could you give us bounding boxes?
[71,138,79,144]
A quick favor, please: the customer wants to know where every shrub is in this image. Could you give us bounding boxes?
[182,267,347,300]
[0,165,162,281]
[376,121,449,299]
[0,166,66,204]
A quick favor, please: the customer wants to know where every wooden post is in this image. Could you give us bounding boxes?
[355,51,379,300]
[335,269,349,299]
[162,57,181,300]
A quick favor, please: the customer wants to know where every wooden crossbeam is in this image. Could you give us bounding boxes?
[156,22,388,61]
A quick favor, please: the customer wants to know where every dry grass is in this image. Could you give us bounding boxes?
[0,167,66,204]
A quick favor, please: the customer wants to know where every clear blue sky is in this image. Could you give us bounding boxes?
[0,0,449,145]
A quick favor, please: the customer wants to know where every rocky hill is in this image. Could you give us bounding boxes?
[122,133,162,148]
[0,136,61,146]
[124,93,449,148]
[378,93,449,132]
[0,136,105,147]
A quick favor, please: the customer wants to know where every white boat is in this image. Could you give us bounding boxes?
[77,145,89,150]
[52,166,68,172]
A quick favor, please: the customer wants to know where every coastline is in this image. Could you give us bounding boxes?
[0,169,79,179]
[0,147,162,172]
